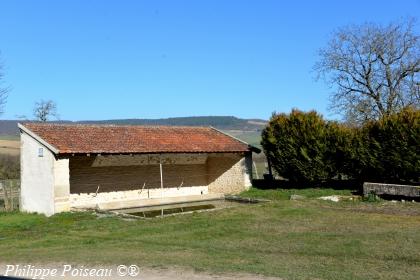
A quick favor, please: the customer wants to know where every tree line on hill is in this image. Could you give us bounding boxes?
[0,116,266,137]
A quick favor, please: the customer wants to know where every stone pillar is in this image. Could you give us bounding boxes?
[53,158,70,213]
[207,153,249,194]
[244,152,253,189]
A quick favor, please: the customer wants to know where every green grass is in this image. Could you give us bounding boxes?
[235,131,262,147]
[241,187,355,200]
[1,188,420,279]
[226,130,262,147]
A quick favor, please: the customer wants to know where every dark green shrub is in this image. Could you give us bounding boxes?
[361,108,420,183]
[262,108,419,185]
[261,109,332,184]
[324,122,357,179]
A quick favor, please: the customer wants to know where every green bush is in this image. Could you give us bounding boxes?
[261,109,332,184]
[361,108,420,183]
[262,108,420,185]
[324,122,355,179]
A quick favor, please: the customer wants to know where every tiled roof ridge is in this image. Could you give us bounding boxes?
[21,122,212,129]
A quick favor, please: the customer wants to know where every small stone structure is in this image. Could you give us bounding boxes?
[363,182,420,198]
[19,123,260,216]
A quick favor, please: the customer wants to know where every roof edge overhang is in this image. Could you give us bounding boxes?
[58,150,251,157]
[18,123,60,155]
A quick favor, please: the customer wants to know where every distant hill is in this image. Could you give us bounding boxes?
[0,120,21,137]
[0,116,267,137]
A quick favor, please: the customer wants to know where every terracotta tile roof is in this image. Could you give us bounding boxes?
[20,123,256,155]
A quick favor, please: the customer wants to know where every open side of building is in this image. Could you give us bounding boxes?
[19,123,260,216]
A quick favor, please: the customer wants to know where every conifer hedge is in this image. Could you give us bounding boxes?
[261,108,420,184]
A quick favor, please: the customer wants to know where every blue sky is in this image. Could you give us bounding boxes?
[0,0,419,121]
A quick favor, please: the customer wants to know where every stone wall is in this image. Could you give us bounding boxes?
[69,155,208,194]
[363,182,420,197]
[207,152,252,194]
[70,186,209,209]
[68,152,252,209]
[69,152,251,195]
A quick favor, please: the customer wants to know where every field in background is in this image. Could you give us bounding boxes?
[0,140,20,156]
[225,130,262,147]
[1,188,419,279]
[0,135,19,141]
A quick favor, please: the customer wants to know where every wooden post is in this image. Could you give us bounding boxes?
[160,157,163,198]
[266,156,274,181]
[160,157,164,217]
[159,155,165,217]
[253,161,259,179]
[10,181,14,211]
[268,158,273,177]
[3,181,9,211]
[0,181,4,211]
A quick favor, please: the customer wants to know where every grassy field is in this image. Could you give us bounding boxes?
[1,188,420,279]
[0,135,19,141]
[0,139,20,156]
[226,130,262,147]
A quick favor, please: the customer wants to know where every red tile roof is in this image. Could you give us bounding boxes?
[20,123,256,155]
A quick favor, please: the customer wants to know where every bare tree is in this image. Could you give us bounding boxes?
[0,53,8,115]
[33,100,58,122]
[315,19,420,124]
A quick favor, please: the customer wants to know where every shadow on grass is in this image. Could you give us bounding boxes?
[252,179,362,194]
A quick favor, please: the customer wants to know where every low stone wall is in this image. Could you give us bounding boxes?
[363,182,420,197]
[70,186,209,209]
[69,155,208,194]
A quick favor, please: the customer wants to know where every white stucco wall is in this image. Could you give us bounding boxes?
[20,132,56,216]
[20,132,70,216]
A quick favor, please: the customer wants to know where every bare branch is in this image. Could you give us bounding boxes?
[0,53,8,116]
[33,100,58,122]
[315,18,420,124]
